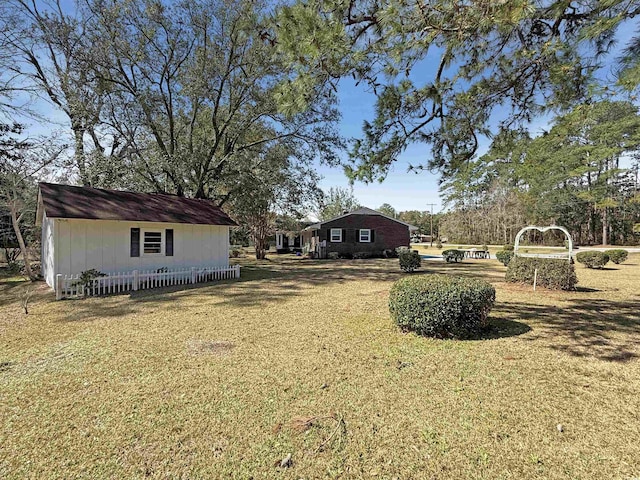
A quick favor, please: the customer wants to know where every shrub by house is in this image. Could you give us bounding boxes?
[389,275,496,338]
[506,257,577,290]
[398,249,421,272]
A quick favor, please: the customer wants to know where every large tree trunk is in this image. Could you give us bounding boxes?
[9,205,35,280]
[587,207,595,245]
[255,244,266,260]
[253,217,268,260]
[602,207,608,246]
[254,234,267,260]
[73,125,90,186]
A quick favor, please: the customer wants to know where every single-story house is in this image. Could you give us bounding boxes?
[36,183,236,290]
[275,219,315,254]
[275,231,302,253]
[300,207,418,258]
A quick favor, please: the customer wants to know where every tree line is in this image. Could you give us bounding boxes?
[439,101,640,246]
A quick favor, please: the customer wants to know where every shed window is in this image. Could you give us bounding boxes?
[130,228,140,257]
[330,228,342,242]
[359,229,371,242]
[143,231,163,254]
[165,229,174,256]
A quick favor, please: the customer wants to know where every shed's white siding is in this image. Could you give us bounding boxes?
[41,213,55,287]
[42,218,230,289]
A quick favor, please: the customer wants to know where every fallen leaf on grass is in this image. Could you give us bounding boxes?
[291,415,319,433]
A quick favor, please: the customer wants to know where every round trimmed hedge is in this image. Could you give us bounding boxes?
[576,251,609,269]
[389,275,495,338]
[604,249,628,265]
[442,249,465,263]
[495,250,514,266]
[398,249,421,272]
[505,256,577,290]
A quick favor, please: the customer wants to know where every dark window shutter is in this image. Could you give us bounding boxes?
[342,229,346,242]
[130,228,140,257]
[371,230,375,242]
[327,229,332,241]
[356,229,361,242]
[166,229,174,256]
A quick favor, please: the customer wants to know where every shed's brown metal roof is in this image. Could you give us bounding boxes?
[38,183,237,226]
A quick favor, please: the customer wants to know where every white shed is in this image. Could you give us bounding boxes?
[36,183,237,290]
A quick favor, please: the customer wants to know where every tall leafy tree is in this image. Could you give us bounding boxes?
[398,210,434,236]
[543,101,640,244]
[618,36,640,92]
[276,0,640,180]
[318,186,361,220]
[377,203,396,217]
[440,101,640,245]
[0,123,64,279]
[229,143,322,259]
[3,0,126,186]
[86,0,343,201]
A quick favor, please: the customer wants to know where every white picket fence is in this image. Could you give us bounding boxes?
[55,265,241,300]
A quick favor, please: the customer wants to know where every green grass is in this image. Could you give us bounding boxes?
[1,255,639,479]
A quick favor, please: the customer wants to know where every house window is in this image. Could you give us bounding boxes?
[330,228,342,242]
[359,229,371,242]
[143,230,163,254]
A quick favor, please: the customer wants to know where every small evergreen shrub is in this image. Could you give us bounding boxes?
[327,252,340,260]
[576,251,609,269]
[506,257,577,290]
[72,269,106,291]
[353,251,372,259]
[481,244,489,252]
[436,241,443,249]
[604,249,628,265]
[442,249,465,263]
[389,275,496,338]
[399,249,421,272]
[495,250,514,266]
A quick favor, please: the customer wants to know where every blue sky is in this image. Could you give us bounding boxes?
[318,78,445,213]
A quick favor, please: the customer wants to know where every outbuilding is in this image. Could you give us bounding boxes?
[36,183,236,290]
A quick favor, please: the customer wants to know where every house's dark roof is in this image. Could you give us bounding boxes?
[38,183,237,226]
[305,207,418,231]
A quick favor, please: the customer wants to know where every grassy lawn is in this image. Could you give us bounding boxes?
[1,255,639,479]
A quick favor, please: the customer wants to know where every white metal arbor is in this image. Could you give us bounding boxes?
[514,225,573,261]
